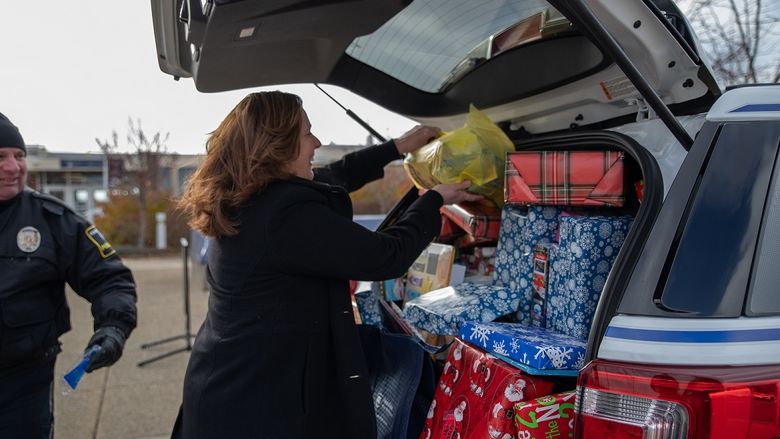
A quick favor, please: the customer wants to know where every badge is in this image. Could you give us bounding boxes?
[85,225,116,258]
[17,226,42,253]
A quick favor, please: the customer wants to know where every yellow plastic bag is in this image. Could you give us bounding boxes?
[403,105,514,207]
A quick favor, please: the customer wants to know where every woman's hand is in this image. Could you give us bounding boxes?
[394,125,442,155]
[430,181,483,205]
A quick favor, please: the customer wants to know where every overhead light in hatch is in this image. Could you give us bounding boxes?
[238,26,256,40]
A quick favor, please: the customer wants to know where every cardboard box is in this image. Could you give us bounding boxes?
[405,243,457,301]
[377,278,406,302]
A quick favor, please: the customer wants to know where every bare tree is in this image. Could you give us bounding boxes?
[96,118,177,249]
[681,0,780,85]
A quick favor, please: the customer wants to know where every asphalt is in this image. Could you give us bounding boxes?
[54,255,209,439]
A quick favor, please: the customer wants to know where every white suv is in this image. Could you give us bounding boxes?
[152,0,780,437]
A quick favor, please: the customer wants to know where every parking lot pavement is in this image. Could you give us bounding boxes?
[54,255,209,439]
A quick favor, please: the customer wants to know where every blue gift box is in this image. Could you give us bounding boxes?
[402,282,521,336]
[355,286,383,326]
[458,321,586,375]
[493,205,563,325]
[547,213,633,340]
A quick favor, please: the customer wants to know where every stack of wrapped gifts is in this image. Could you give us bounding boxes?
[419,338,555,439]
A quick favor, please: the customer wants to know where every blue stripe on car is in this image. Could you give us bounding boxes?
[605,326,780,343]
[730,103,780,112]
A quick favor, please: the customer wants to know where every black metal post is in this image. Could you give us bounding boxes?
[183,238,192,351]
[137,237,194,367]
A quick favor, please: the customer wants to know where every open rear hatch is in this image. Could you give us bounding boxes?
[151,1,728,437]
[152,0,718,135]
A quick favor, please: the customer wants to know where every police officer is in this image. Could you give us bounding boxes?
[0,113,137,438]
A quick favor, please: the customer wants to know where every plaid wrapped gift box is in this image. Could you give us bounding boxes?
[504,150,625,206]
[547,213,634,340]
[440,200,502,240]
[402,283,522,336]
[458,321,586,375]
[419,338,555,439]
[438,215,462,242]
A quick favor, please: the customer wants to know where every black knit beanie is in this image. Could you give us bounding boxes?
[0,113,26,153]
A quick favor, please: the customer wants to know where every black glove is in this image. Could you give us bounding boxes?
[84,326,127,372]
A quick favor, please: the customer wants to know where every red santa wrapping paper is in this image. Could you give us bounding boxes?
[420,338,555,439]
[513,391,576,439]
[504,151,625,207]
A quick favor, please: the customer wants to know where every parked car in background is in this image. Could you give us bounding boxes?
[151,0,780,437]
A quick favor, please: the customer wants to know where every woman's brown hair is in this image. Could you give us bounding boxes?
[178,91,303,237]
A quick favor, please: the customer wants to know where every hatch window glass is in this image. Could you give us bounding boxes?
[658,124,778,316]
[346,0,570,92]
[747,141,780,315]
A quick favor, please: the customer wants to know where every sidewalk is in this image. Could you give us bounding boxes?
[54,255,209,439]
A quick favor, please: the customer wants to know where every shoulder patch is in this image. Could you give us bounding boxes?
[85,225,117,258]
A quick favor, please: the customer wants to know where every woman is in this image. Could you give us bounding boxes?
[173,91,480,438]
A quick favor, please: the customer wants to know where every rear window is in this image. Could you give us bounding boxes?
[658,123,779,316]
[747,138,780,315]
[345,0,568,92]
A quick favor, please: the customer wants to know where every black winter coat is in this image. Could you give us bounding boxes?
[174,142,443,438]
[0,189,137,371]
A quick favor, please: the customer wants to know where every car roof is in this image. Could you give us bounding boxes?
[152,0,719,133]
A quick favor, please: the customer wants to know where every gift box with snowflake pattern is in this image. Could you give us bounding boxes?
[402,283,522,336]
[458,321,586,374]
[355,288,383,326]
[546,213,634,340]
[419,338,555,439]
[492,205,563,325]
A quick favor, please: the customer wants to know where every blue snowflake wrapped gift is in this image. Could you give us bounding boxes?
[402,283,521,336]
[546,213,633,341]
[355,285,383,326]
[458,321,586,375]
[493,205,562,325]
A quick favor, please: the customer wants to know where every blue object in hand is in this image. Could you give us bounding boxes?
[63,345,103,390]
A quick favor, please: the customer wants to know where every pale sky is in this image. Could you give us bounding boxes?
[0,2,415,155]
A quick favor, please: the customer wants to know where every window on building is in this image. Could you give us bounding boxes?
[94,189,108,203]
[46,172,67,185]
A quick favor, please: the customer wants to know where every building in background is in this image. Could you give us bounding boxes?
[25,145,202,222]
[24,141,375,222]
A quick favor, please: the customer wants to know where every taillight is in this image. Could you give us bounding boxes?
[575,359,780,439]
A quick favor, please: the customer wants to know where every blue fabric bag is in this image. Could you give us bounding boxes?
[358,324,436,439]
[357,298,444,439]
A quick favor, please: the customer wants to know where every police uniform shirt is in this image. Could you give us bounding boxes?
[0,189,137,369]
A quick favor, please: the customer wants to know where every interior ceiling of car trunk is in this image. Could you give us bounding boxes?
[165,0,717,128]
[189,0,408,91]
[188,0,610,115]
